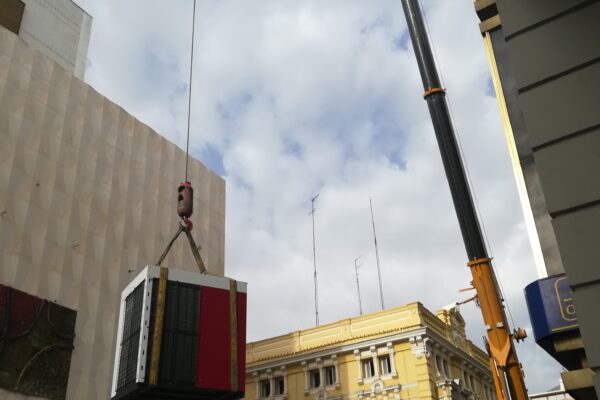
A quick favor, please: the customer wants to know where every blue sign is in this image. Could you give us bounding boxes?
[524,274,578,342]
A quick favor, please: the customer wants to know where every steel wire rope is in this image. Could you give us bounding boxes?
[418,1,517,329]
[185,0,197,182]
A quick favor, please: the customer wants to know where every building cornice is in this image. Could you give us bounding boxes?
[247,327,427,373]
[425,327,492,380]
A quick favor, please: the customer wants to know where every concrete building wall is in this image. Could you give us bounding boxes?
[0,26,225,400]
[477,0,600,396]
[18,0,91,79]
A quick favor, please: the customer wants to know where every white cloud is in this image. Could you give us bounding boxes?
[78,0,563,392]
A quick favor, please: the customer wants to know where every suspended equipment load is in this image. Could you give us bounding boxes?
[111,265,247,400]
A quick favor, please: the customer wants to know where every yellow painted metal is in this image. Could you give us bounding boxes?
[149,266,169,385]
[468,257,527,400]
[489,358,504,399]
[229,279,239,391]
[486,342,508,400]
[482,32,547,279]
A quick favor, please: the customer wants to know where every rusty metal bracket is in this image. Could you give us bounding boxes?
[457,294,478,306]
[229,279,238,391]
[423,86,445,99]
[149,266,168,385]
[184,228,207,274]
[156,223,207,274]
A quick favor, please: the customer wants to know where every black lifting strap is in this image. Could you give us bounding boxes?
[156,223,207,274]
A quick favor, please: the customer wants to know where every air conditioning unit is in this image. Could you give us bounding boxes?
[111,265,246,400]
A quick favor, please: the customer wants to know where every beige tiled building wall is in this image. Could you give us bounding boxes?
[0,26,225,399]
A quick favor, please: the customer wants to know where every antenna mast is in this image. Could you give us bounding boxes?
[310,194,320,326]
[354,256,363,315]
[370,198,385,309]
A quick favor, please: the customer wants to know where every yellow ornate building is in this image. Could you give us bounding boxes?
[245,303,496,400]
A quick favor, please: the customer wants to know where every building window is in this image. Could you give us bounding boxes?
[380,354,391,375]
[309,369,321,388]
[259,380,271,398]
[363,358,375,378]
[443,359,450,377]
[324,365,336,385]
[274,376,285,395]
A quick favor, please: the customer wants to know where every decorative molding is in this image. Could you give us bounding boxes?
[409,335,431,359]
[247,327,427,373]
[355,382,400,399]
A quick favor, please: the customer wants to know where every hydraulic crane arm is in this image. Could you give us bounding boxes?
[399,0,528,398]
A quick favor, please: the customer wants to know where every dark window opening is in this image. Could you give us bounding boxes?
[309,369,320,388]
[274,376,285,395]
[363,359,375,378]
[324,366,336,385]
[260,380,271,398]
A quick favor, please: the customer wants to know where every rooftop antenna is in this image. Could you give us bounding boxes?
[354,256,363,316]
[370,198,385,309]
[310,194,320,326]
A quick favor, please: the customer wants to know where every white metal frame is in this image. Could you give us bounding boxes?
[111,267,156,397]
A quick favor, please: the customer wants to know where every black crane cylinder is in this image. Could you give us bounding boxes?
[401,0,488,261]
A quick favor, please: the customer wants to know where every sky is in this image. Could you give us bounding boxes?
[76,0,563,392]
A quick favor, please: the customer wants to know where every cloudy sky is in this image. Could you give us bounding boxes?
[76,0,563,392]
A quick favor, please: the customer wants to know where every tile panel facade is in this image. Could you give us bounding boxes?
[0,26,225,400]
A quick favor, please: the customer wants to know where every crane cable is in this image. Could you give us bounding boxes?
[185,0,197,182]
[154,0,206,274]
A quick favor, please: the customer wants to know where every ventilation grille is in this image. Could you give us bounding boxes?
[117,282,145,391]
[145,280,200,385]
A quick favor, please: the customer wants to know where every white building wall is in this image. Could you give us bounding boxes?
[19,0,91,79]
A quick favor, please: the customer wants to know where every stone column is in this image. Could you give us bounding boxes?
[332,354,340,385]
[370,346,379,376]
[354,349,363,384]
[302,361,309,392]
[280,366,287,395]
[387,342,397,376]
[267,368,273,398]
[316,357,323,388]
[252,372,259,400]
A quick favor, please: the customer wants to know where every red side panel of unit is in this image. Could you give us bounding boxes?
[237,292,247,392]
[196,286,231,390]
[195,286,247,392]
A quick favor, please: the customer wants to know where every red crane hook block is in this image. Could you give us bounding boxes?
[177,181,194,220]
